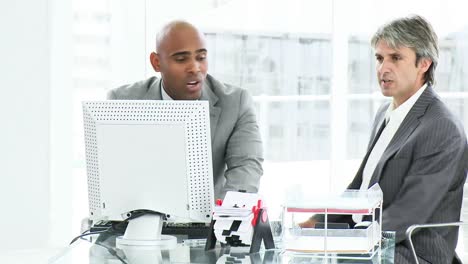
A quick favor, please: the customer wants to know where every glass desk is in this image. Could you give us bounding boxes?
[50,232,395,264]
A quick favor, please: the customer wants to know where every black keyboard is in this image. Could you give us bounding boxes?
[162,222,211,239]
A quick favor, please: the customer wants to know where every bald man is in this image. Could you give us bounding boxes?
[107,21,263,200]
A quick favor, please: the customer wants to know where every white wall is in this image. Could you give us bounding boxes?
[49,0,73,247]
[0,0,51,249]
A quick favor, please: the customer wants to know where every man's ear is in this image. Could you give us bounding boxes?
[150,52,161,72]
[418,57,432,73]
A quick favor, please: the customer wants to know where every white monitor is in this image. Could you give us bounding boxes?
[82,100,214,248]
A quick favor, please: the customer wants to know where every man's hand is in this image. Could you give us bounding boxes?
[298,218,317,228]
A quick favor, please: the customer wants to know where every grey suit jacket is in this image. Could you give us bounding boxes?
[317,86,468,263]
[107,74,264,200]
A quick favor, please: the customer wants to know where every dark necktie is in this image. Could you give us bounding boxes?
[356,119,388,178]
[352,119,388,223]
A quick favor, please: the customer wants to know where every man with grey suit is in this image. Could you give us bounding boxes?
[108,20,263,200]
[300,15,467,263]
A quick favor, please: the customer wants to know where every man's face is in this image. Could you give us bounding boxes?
[374,41,430,107]
[151,27,208,100]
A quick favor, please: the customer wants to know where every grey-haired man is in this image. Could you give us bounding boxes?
[301,15,467,264]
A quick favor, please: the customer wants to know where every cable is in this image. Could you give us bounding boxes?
[68,227,129,263]
[69,210,164,262]
[69,228,111,245]
[94,241,129,264]
[70,210,162,245]
[124,209,165,221]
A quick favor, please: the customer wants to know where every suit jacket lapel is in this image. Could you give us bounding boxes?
[142,77,163,100]
[368,86,436,186]
[350,103,389,189]
[201,75,221,141]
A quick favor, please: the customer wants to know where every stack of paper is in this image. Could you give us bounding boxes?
[213,191,261,246]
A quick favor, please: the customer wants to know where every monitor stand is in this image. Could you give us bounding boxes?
[116,213,177,249]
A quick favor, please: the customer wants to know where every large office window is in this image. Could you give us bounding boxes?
[69,0,468,257]
[205,33,332,161]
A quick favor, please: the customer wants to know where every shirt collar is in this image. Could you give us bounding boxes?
[160,79,203,100]
[160,80,174,101]
[384,83,427,124]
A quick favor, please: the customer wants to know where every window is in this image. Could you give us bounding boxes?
[70,0,468,258]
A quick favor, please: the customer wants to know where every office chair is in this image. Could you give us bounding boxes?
[405,221,464,264]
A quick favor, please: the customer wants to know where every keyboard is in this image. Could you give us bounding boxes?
[162,222,211,239]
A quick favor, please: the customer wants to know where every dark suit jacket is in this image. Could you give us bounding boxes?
[316,86,468,263]
[107,74,264,200]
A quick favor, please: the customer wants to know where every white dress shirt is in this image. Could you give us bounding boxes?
[160,82,173,100]
[353,83,427,223]
[160,81,201,100]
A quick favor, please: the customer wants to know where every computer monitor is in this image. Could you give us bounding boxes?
[82,100,214,248]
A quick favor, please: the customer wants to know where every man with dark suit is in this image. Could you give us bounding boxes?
[108,20,263,200]
[300,15,468,263]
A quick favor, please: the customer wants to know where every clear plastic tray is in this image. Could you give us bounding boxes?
[281,184,383,259]
[284,184,383,213]
[283,222,381,253]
